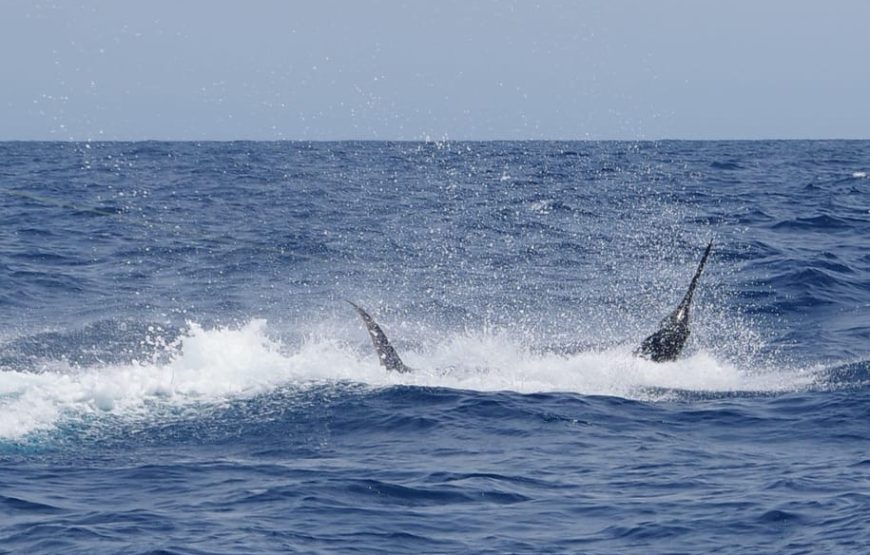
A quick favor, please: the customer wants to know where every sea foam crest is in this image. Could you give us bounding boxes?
[0,319,818,439]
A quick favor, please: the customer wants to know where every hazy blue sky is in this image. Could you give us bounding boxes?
[2,1,868,140]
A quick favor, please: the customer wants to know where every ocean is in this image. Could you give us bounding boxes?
[1,140,868,553]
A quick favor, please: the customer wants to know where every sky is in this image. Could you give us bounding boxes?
[1,1,868,140]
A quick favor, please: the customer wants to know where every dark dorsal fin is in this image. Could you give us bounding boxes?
[346,301,412,373]
[637,240,714,362]
[670,239,714,325]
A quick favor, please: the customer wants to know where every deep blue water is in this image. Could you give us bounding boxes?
[1,140,869,553]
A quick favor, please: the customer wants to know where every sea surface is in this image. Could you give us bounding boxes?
[1,140,869,554]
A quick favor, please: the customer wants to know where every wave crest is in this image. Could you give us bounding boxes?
[0,319,847,439]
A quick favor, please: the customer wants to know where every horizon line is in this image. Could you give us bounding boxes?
[1,137,868,143]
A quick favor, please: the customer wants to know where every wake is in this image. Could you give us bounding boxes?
[0,319,826,439]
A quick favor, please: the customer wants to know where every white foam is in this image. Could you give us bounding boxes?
[0,319,818,439]
[396,332,814,397]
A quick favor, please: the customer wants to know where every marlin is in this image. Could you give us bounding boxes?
[346,300,412,373]
[349,241,714,370]
[635,240,714,362]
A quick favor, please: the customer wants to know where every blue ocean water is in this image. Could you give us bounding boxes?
[1,140,869,554]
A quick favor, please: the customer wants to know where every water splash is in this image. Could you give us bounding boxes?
[0,319,825,439]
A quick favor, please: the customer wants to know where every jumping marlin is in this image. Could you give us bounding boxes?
[349,241,714,369]
[346,300,413,373]
[635,240,714,362]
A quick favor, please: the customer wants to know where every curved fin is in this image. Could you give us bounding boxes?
[346,301,412,373]
[672,239,714,323]
[636,240,713,362]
